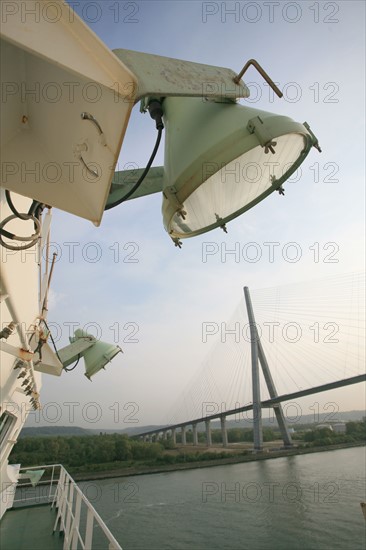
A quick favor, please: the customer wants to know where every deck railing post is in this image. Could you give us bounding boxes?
[48,464,55,503]
[70,492,82,550]
[64,481,74,545]
[84,508,95,549]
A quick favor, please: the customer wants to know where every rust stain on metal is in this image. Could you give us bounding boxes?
[19,348,34,361]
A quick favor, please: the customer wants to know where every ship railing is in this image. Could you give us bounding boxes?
[13,463,60,506]
[14,464,122,550]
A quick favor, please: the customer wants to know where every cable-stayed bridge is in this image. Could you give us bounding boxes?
[135,273,365,450]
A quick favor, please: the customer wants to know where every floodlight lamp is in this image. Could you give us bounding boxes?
[57,329,122,381]
[161,97,318,239]
[108,51,321,242]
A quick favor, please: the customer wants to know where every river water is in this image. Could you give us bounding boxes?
[81,447,366,550]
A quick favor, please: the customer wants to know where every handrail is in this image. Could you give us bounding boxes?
[13,463,59,505]
[14,464,122,550]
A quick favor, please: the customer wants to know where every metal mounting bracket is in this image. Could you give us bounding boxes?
[113,49,250,102]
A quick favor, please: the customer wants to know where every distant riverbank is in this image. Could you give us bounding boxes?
[73,441,365,482]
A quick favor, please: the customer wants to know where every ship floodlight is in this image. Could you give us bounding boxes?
[82,339,123,381]
[161,98,318,239]
[107,52,320,241]
[57,329,122,381]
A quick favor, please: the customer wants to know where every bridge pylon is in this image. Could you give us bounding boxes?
[244,287,293,451]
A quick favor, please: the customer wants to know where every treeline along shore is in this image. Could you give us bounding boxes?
[10,420,366,480]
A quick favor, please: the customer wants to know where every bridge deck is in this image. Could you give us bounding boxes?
[136,373,366,437]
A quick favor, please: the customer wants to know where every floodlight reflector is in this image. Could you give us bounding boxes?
[162,97,317,239]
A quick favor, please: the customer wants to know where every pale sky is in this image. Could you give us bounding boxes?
[26,0,365,430]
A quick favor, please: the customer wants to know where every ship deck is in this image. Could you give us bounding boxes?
[0,504,63,550]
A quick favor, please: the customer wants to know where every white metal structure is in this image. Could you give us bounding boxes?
[0,0,137,225]
[0,191,55,517]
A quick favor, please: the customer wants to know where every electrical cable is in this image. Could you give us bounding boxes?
[27,200,40,217]
[1,191,42,250]
[64,354,81,372]
[105,100,164,210]
[6,189,42,220]
[37,319,81,373]
[42,319,92,375]
[105,127,163,210]
[42,319,63,365]
[5,190,29,220]
[0,214,41,250]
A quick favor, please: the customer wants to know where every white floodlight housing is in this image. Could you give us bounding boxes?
[0,1,137,225]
